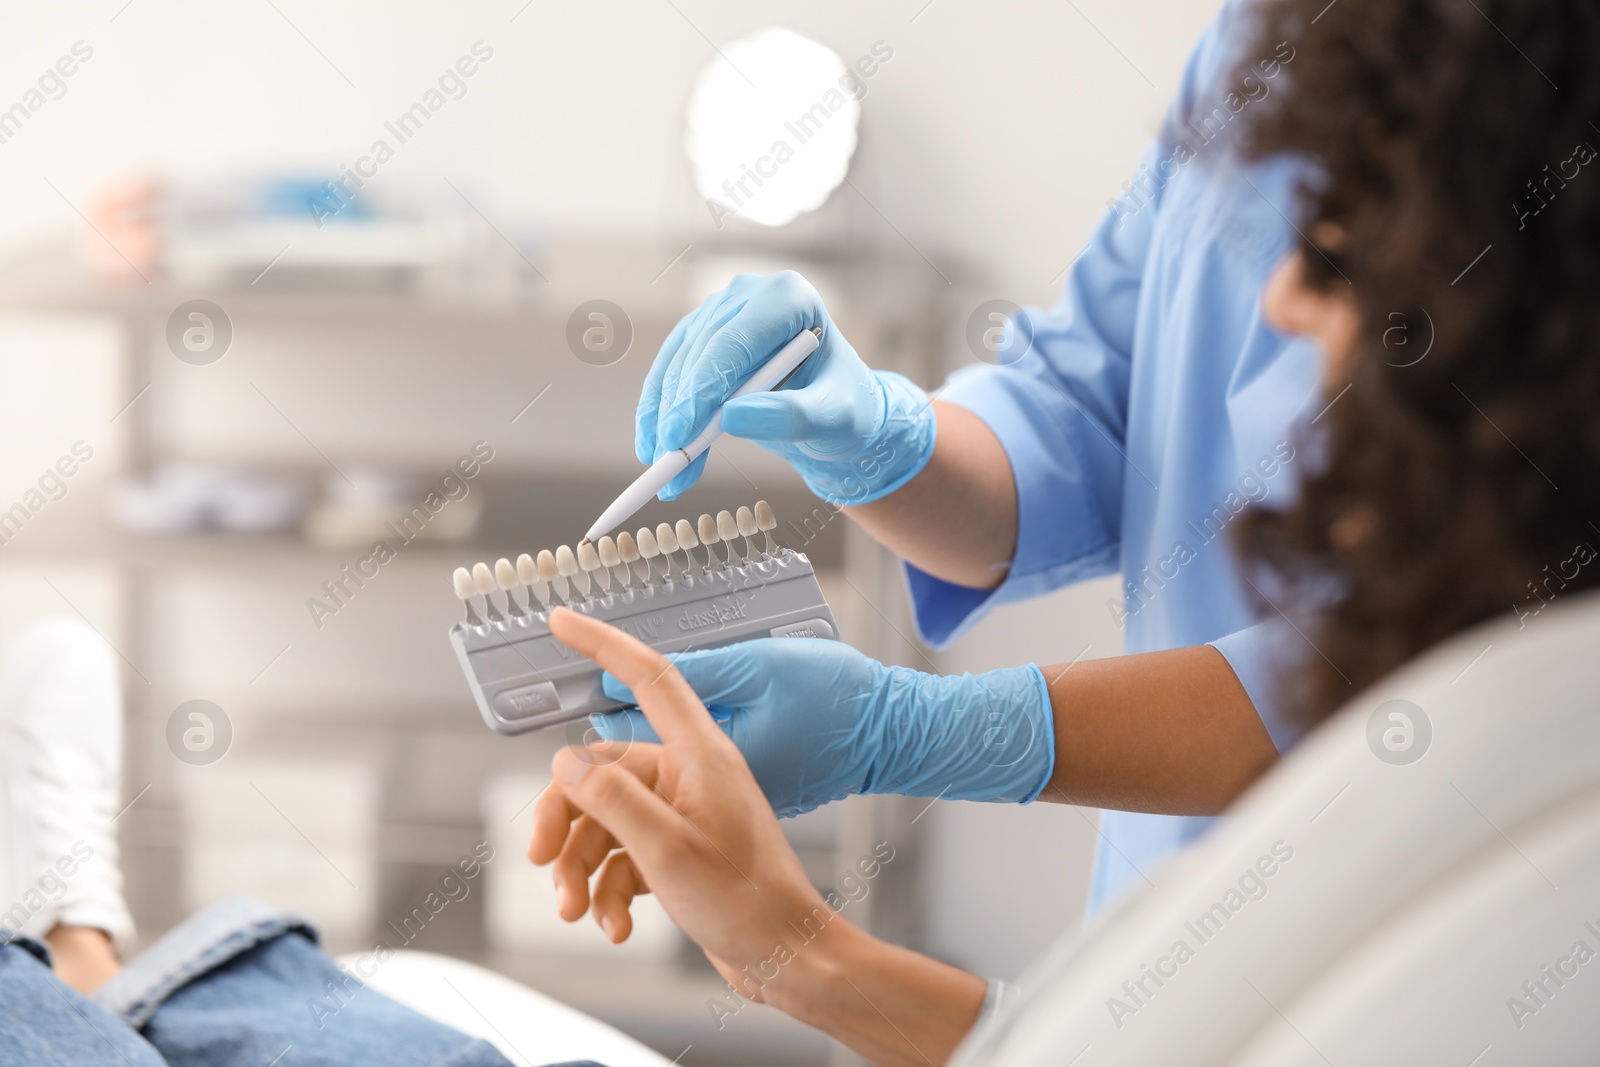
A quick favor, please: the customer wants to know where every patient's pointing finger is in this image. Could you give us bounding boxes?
[548,607,719,752]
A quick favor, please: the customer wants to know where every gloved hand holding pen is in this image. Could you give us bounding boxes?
[637,270,937,504]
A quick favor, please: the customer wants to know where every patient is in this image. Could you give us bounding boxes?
[530,0,1600,1062]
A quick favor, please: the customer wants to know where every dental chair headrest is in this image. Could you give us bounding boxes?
[957,590,1600,1066]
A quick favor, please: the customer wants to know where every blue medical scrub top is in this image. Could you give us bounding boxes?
[906,0,1320,912]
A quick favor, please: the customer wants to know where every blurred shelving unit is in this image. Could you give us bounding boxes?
[0,234,952,1067]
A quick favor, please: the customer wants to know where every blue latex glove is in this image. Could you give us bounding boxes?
[637,271,937,504]
[593,638,1054,818]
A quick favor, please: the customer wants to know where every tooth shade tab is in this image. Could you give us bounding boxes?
[717,510,738,541]
[674,519,698,551]
[754,500,777,532]
[617,532,640,563]
[656,522,679,555]
[598,536,621,567]
[472,562,496,597]
[452,567,475,599]
[736,506,757,537]
[537,550,559,583]
[698,513,719,546]
[516,554,536,585]
[637,527,660,558]
[577,541,602,572]
[556,545,579,577]
[495,558,518,590]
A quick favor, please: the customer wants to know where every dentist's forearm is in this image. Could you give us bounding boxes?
[1040,644,1280,815]
[766,917,987,1067]
[845,402,1018,591]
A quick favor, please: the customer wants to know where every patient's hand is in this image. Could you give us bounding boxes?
[528,608,831,994]
[530,608,987,1066]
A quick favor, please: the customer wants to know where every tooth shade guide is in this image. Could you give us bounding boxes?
[448,504,793,629]
[450,500,836,738]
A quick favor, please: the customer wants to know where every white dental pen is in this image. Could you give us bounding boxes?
[583,326,823,545]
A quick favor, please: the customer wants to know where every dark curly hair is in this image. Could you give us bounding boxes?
[1234,0,1600,724]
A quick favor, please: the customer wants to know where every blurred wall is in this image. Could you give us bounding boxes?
[0,0,1214,304]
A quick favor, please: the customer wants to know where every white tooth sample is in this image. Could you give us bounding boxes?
[578,539,607,592]
[755,499,779,554]
[541,548,570,603]
[518,552,550,608]
[696,514,719,570]
[736,505,759,558]
[616,531,641,586]
[657,522,680,554]
[495,558,524,616]
[472,562,496,597]
[537,549,559,583]
[453,566,485,625]
[472,562,504,621]
[675,518,699,561]
[559,543,590,596]
[657,522,681,580]
[638,526,664,582]
[674,518,700,576]
[717,510,740,563]
[597,535,623,589]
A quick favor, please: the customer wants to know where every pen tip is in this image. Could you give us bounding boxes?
[810,326,823,338]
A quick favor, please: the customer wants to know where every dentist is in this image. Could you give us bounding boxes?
[595,0,1315,914]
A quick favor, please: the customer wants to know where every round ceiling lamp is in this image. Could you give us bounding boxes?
[684,27,861,228]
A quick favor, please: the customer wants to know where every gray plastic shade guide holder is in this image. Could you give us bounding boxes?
[451,549,839,735]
